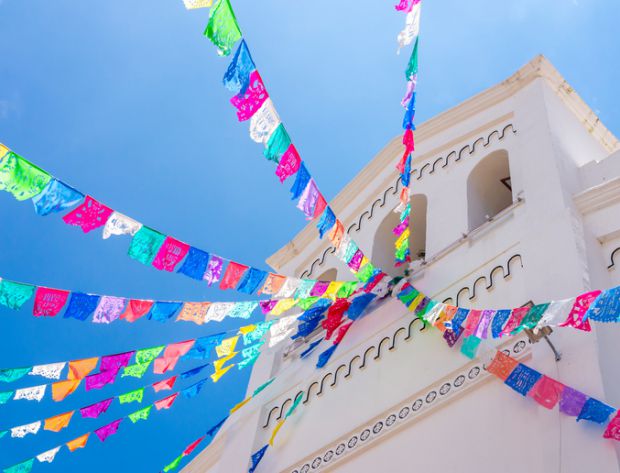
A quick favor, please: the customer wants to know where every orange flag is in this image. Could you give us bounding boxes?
[44,411,75,432]
[67,433,90,452]
[52,379,81,402]
[68,358,99,380]
[258,274,286,295]
[328,220,345,249]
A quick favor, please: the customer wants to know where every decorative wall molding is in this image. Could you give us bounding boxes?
[283,337,531,473]
[441,253,523,306]
[262,316,428,429]
[301,124,517,278]
[609,247,620,270]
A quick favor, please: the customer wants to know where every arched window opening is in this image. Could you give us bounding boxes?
[467,151,513,232]
[371,193,428,273]
[409,194,427,261]
[317,268,338,281]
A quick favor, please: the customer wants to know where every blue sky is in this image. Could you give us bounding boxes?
[0,0,618,472]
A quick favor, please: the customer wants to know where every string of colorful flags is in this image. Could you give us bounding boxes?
[199,0,391,289]
[1,362,210,442]
[392,0,421,266]
[396,281,620,359]
[0,143,356,298]
[0,275,360,325]
[1,374,216,473]
[487,350,620,442]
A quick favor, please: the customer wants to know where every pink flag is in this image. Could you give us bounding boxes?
[184,436,206,456]
[313,194,327,220]
[604,411,620,441]
[219,262,248,290]
[153,376,177,393]
[230,71,269,121]
[154,393,178,410]
[501,307,530,336]
[275,145,301,183]
[80,398,114,419]
[33,287,70,317]
[121,299,154,322]
[153,341,195,374]
[559,290,602,332]
[62,196,113,233]
[347,250,364,272]
[100,352,134,373]
[94,418,122,442]
[152,237,190,272]
[528,376,565,410]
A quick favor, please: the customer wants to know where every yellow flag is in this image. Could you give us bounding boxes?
[213,352,237,372]
[270,298,297,316]
[182,0,213,9]
[211,364,234,383]
[0,143,9,156]
[408,293,425,312]
[216,336,239,358]
[229,396,251,414]
[324,282,343,300]
[238,324,257,336]
[269,419,285,446]
[360,256,369,268]
[395,228,410,248]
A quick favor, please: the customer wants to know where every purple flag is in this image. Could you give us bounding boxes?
[85,370,118,391]
[94,418,122,442]
[296,179,320,219]
[204,256,224,286]
[559,386,588,416]
[80,398,114,419]
[100,352,134,373]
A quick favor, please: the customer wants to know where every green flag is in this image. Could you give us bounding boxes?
[285,394,303,418]
[0,280,36,310]
[122,363,150,379]
[337,281,358,299]
[163,454,184,472]
[135,346,164,364]
[264,124,291,163]
[119,388,144,404]
[405,37,419,80]
[3,458,34,473]
[355,263,376,283]
[0,391,14,405]
[0,152,51,201]
[252,378,274,397]
[0,367,31,384]
[128,226,166,265]
[128,406,152,423]
[204,0,242,56]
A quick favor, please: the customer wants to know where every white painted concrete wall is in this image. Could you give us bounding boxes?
[183,66,620,473]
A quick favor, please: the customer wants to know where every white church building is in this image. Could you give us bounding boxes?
[183,56,620,473]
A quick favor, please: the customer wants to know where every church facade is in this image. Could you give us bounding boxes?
[183,56,620,473]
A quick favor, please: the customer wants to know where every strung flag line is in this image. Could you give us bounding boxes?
[0,143,357,300]
[0,361,210,441]
[0,374,217,473]
[392,0,422,266]
[395,282,620,358]
[0,274,360,327]
[200,0,392,290]
[487,350,620,443]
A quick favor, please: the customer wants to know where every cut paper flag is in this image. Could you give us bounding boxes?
[182,379,208,399]
[94,418,123,442]
[154,340,195,374]
[119,388,144,404]
[0,367,31,383]
[68,358,99,380]
[62,196,113,233]
[249,445,269,473]
[275,145,301,183]
[0,150,51,201]
[153,376,177,393]
[148,301,183,322]
[52,379,81,402]
[80,398,114,419]
[0,280,35,310]
[155,393,179,410]
[183,0,212,9]
[128,226,167,266]
[204,255,224,286]
[264,124,291,163]
[586,287,620,323]
[67,433,90,452]
[33,288,69,317]
[11,421,41,439]
[220,262,248,290]
[211,364,234,383]
[204,0,242,56]
[93,296,126,324]
[577,398,615,425]
[3,459,34,473]
[224,40,256,95]
[129,406,152,424]
[63,292,100,321]
[230,70,268,122]
[36,446,61,464]
[14,385,46,402]
[0,391,15,404]
[604,411,620,441]
[215,336,239,358]
[184,334,225,360]
[32,179,83,216]
[44,411,74,432]
[152,237,190,272]
[121,299,154,323]
[100,352,134,373]
[529,376,565,410]
[177,247,210,281]
[102,211,142,239]
[237,268,268,295]
[85,370,118,391]
[504,364,542,396]
[296,179,320,219]
[250,98,281,144]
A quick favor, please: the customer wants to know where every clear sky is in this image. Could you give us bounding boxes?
[0,0,618,472]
